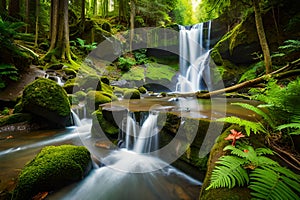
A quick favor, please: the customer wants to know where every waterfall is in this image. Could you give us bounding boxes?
[71,110,82,126]
[177,21,212,92]
[133,111,159,153]
[119,111,159,153]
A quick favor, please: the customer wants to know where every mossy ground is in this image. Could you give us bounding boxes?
[12,145,91,200]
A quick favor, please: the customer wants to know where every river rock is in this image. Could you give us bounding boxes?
[21,78,71,127]
[12,145,92,200]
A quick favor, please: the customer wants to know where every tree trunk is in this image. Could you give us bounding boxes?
[44,0,76,64]
[129,0,135,52]
[93,0,97,15]
[25,0,29,33]
[0,0,6,13]
[34,0,40,47]
[49,0,59,51]
[253,0,272,74]
[119,0,128,22]
[8,0,20,19]
[80,0,85,36]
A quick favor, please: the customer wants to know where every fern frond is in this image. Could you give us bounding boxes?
[206,156,249,190]
[250,166,300,200]
[254,147,274,156]
[223,145,248,158]
[277,123,300,135]
[217,116,266,136]
[231,102,276,129]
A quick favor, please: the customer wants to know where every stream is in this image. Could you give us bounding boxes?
[0,97,259,199]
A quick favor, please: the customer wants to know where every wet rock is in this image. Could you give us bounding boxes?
[21,78,71,127]
[12,145,92,200]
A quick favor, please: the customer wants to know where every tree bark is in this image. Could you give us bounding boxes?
[129,0,136,52]
[34,0,40,47]
[49,0,59,51]
[8,0,20,19]
[253,0,272,74]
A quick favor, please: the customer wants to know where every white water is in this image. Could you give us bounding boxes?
[177,21,212,92]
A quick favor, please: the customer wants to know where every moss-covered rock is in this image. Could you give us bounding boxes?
[138,86,147,94]
[92,108,120,139]
[123,89,141,99]
[74,91,87,101]
[86,90,112,112]
[0,113,33,127]
[63,78,80,94]
[12,145,91,200]
[21,78,71,127]
[78,74,102,91]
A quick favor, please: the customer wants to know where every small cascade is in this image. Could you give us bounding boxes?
[177,21,212,92]
[71,110,82,126]
[133,111,159,153]
[119,111,159,153]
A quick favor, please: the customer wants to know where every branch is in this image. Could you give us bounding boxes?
[171,59,300,99]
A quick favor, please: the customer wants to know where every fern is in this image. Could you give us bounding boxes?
[0,64,19,89]
[277,123,300,135]
[207,145,300,199]
[250,166,300,200]
[278,40,300,54]
[217,116,266,136]
[231,102,276,129]
[206,155,249,190]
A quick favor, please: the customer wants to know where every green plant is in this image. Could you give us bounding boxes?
[133,49,149,65]
[118,56,136,71]
[0,64,19,89]
[207,145,300,199]
[217,116,267,136]
[76,38,97,53]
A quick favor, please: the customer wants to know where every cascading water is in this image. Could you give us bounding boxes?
[50,110,201,200]
[176,21,212,92]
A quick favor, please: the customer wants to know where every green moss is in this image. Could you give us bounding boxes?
[100,76,110,85]
[138,86,147,94]
[92,109,119,136]
[68,94,80,105]
[74,91,87,101]
[63,78,79,94]
[0,113,33,126]
[86,90,112,111]
[121,66,145,81]
[101,82,113,93]
[123,89,141,99]
[146,63,176,81]
[22,78,71,117]
[12,145,91,200]
[63,67,77,76]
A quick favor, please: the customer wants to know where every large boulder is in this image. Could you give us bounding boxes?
[12,145,91,200]
[21,78,71,127]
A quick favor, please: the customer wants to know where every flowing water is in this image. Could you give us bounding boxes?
[177,21,212,92]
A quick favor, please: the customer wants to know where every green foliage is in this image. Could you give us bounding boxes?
[173,0,196,25]
[250,78,300,135]
[12,145,91,200]
[231,102,276,129]
[217,116,266,136]
[207,145,300,199]
[238,61,265,83]
[86,90,112,110]
[75,38,97,53]
[206,155,249,189]
[1,107,10,115]
[118,56,136,72]
[137,0,171,26]
[249,166,300,199]
[0,64,19,89]
[133,49,149,65]
[278,40,300,54]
